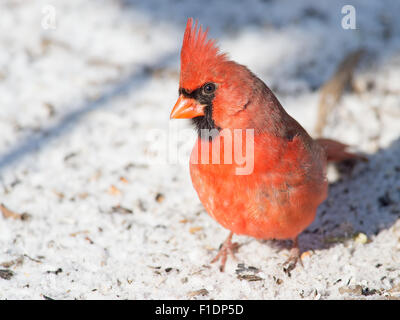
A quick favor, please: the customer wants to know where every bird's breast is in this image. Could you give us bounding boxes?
[189,132,328,240]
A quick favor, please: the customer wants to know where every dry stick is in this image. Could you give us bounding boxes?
[314,49,365,137]
[0,203,30,220]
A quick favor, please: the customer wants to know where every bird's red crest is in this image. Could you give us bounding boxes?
[180,18,227,91]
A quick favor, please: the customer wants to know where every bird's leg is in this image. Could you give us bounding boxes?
[283,236,303,275]
[211,232,239,272]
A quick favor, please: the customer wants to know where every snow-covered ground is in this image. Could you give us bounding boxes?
[0,0,400,299]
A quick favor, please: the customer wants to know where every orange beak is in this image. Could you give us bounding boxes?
[170,95,205,119]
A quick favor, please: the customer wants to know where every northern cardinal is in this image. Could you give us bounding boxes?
[170,19,360,272]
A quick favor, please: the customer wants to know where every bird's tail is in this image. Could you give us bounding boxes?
[316,138,367,163]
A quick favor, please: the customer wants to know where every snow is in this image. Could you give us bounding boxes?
[0,0,400,299]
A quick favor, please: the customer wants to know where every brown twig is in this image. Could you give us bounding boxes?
[314,49,365,137]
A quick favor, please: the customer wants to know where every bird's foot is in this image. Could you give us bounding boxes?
[211,232,239,272]
[283,237,303,276]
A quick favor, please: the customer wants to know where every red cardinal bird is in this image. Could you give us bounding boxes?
[170,19,360,271]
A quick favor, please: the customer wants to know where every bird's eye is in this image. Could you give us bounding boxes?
[202,82,216,95]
